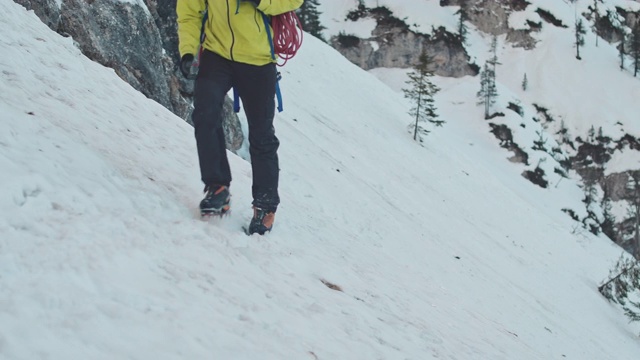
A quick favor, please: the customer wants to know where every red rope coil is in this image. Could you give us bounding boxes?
[271,11,303,66]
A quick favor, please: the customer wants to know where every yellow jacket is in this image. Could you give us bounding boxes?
[177,0,303,66]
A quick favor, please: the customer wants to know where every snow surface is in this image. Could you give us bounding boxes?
[2,1,640,360]
[508,8,541,31]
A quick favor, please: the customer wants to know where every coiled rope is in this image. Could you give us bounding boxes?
[271,11,303,66]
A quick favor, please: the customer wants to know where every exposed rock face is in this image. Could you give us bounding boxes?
[489,122,530,165]
[329,0,544,75]
[566,130,640,254]
[330,5,478,77]
[13,0,243,152]
[442,0,539,49]
[582,4,637,44]
[603,169,640,257]
[604,172,634,202]
[60,0,173,109]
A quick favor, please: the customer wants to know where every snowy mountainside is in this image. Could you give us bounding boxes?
[320,0,640,254]
[1,1,640,359]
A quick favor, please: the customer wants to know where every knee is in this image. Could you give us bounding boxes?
[250,131,279,154]
[192,99,224,130]
[192,82,228,129]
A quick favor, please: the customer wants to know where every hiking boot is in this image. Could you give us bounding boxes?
[200,185,230,216]
[247,207,275,235]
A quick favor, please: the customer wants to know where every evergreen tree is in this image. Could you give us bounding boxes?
[596,126,610,144]
[588,125,596,143]
[477,62,497,119]
[581,171,602,235]
[455,0,469,45]
[619,33,626,71]
[403,51,443,142]
[599,254,640,322]
[557,119,573,148]
[627,173,640,258]
[593,0,601,47]
[487,35,501,82]
[296,0,326,41]
[601,196,617,242]
[477,36,500,119]
[627,23,640,76]
[521,73,528,91]
[532,128,548,152]
[575,18,586,60]
[582,179,599,214]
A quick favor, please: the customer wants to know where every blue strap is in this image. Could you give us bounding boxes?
[262,14,283,111]
[200,10,208,43]
[275,73,283,112]
[261,13,277,61]
[233,88,240,113]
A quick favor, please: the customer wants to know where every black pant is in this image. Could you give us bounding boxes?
[192,50,280,212]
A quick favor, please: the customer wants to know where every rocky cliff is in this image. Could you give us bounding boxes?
[330,4,478,77]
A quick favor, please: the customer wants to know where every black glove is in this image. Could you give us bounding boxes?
[180,54,194,79]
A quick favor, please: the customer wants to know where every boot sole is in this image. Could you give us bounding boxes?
[243,225,272,236]
[200,204,231,218]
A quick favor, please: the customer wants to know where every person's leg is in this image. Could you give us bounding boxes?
[192,50,234,188]
[233,62,280,212]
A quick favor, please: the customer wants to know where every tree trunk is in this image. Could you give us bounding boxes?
[484,91,490,119]
[635,202,640,259]
[414,92,421,141]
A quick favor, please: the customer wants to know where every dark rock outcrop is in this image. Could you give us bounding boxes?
[444,0,539,49]
[331,5,478,77]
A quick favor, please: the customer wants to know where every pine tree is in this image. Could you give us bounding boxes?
[296,0,326,41]
[619,33,627,71]
[601,196,617,242]
[455,0,469,45]
[532,128,548,152]
[477,36,500,119]
[557,119,573,148]
[403,51,443,142]
[521,73,528,91]
[582,179,599,214]
[575,18,586,60]
[593,0,601,47]
[627,173,640,258]
[477,62,497,119]
[627,23,640,77]
[557,120,568,141]
[596,126,610,144]
[588,125,596,143]
[599,254,640,323]
[487,35,501,83]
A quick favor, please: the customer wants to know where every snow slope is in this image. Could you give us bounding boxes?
[1,1,639,359]
[326,0,640,227]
